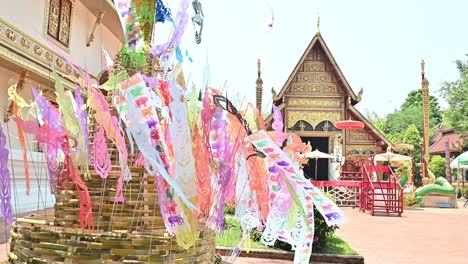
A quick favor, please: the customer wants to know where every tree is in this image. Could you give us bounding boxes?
[402,124,421,162]
[401,90,443,125]
[384,89,442,136]
[365,110,386,134]
[440,58,468,146]
[428,155,447,178]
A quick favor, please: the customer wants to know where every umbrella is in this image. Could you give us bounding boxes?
[336,119,364,130]
[450,151,468,169]
[304,149,335,181]
[373,151,412,162]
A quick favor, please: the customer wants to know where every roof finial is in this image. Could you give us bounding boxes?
[257,58,261,77]
[421,59,426,82]
[317,13,320,33]
[256,59,264,111]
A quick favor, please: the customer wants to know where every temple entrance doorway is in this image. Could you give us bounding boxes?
[301,136,329,180]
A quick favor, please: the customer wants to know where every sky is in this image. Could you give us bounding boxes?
[177,0,468,117]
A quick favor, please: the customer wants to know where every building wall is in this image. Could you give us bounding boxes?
[0,67,55,214]
[0,0,122,77]
[0,0,124,214]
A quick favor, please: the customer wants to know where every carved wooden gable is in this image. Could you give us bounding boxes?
[283,35,351,130]
[285,43,346,97]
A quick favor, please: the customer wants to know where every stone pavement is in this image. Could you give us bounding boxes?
[235,257,292,263]
[336,202,468,264]
[2,204,467,264]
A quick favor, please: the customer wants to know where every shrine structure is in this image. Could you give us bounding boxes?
[262,30,393,181]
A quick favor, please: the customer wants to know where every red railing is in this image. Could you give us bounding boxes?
[359,158,403,216]
[340,155,374,181]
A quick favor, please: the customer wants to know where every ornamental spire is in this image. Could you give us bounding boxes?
[256,59,264,111]
[317,14,320,33]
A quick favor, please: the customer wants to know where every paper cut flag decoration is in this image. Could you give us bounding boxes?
[94,126,111,179]
[0,125,13,225]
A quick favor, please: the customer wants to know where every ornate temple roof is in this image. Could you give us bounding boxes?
[267,31,393,151]
[274,32,359,104]
[429,127,463,155]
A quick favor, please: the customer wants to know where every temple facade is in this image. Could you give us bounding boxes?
[263,31,392,180]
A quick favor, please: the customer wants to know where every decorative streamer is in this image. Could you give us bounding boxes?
[248,130,345,263]
[53,71,90,180]
[150,0,190,56]
[272,104,283,132]
[12,118,67,193]
[74,86,91,164]
[114,0,145,50]
[121,87,199,244]
[444,141,452,182]
[88,88,129,202]
[117,74,197,209]
[248,102,266,131]
[7,84,31,195]
[192,125,211,217]
[0,125,13,225]
[102,71,129,92]
[168,80,199,248]
[245,145,270,221]
[229,149,261,262]
[45,147,58,194]
[32,89,63,133]
[94,126,111,179]
[102,48,115,74]
[208,106,229,232]
[33,89,65,193]
[64,154,94,230]
[263,0,275,32]
[155,0,172,23]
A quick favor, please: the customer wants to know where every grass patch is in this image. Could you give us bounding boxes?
[215,215,268,249]
[215,216,358,255]
[315,235,359,255]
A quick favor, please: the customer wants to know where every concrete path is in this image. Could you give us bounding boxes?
[2,203,468,264]
[336,202,468,264]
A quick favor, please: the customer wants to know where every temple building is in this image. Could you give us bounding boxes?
[262,31,393,180]
[0,0,123,213]
[429,127,465,157]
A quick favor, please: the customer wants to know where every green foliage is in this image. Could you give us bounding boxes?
[249,193,339,252]
[401,90,443,123]
[318,235,359,256]
[215,215,268,249]
[401,124,421,162]
[384,89,442,137]
[440,58,468,145]
[428,155,447,178]
[218,208,357,255]
[312,202,339,251]
[224,202,236,215]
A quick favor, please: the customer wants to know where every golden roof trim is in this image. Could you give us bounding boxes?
[0,44,76,90]
[275,33,357,102]
[348,104,395,150]
[0,18,97,81]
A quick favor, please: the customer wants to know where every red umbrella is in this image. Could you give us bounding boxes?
[336,119,364,130]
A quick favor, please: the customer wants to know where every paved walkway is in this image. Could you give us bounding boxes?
[2,204,468,264]
[336,202,468,264]
[235,257,291,263]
